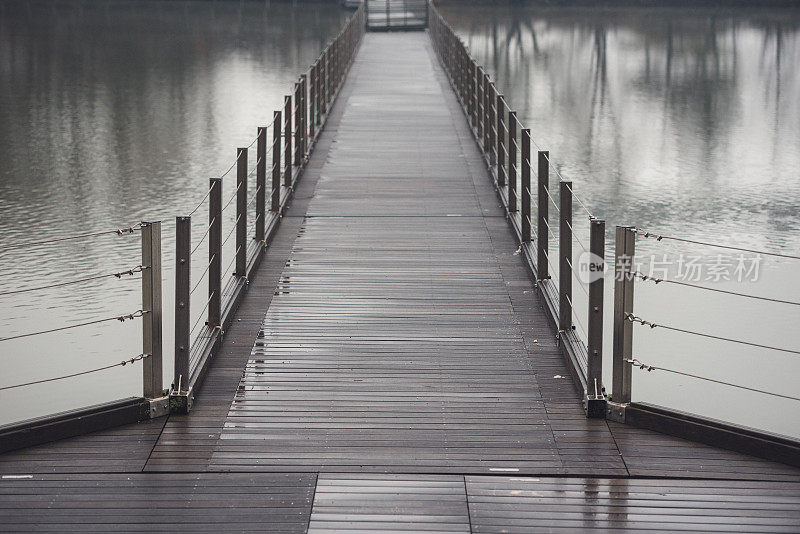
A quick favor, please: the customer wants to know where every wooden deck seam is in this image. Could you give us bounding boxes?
[141,417,168,473]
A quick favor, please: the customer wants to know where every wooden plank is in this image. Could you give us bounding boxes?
[0,473,316,532]
[0,418,164,474]
[308,473,470,533]
[465,475,800,533]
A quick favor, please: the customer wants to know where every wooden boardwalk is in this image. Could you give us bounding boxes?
[2,32,800,532]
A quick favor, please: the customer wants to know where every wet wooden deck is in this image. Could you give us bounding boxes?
[2,32,800,532]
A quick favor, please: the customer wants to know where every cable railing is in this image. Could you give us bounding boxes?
[0,221,163,401]
[612,225,800,407]
[430,2,800,431]
[0,5,366,431]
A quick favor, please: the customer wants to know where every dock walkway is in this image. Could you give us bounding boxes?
[2,32,800,533]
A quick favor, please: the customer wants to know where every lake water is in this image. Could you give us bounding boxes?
[439,2,800,437]
[1,1,799,438]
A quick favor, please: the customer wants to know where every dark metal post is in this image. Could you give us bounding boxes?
[537,151,550,280]
[272,111,281,212]
[483,73,490,156]
[473,62,479,130]
[294,81,302,166]
[586,217,606,417]
[320,53,327,117]
[462,50,468,106]
[174,216,190,393]
[208,178,222,329]
[309,63,316,141]
[326,48,332,104]
[496,94,505,187]
[476,66,483,137]
[559,181,573,333]
[508,112,517,212]
[300,74,307,156]
[315,58,322,126]
[334,39,339,88]
[488,82,496,165]
[256,127,267,242]
[459,47,465,103]
[141,220,162,399]
[235,148,247,278]
[521,129,531,243]
[284,97,292,187]
[612,226,636,404]
[467,61,474,123]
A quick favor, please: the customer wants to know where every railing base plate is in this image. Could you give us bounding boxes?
[148,396,170,419]
[584,395,607,419]
[168,389,193,415]
[606,401,627,423]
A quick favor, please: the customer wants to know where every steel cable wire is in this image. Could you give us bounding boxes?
[189,254,215,297]
[1,225,140,252]
[0,354,149,391]
[0,265,145,297]
[636,229,800,261]
[627,358,800,402]
[626,313,800,355]
[633,271,800,306]
[0,310,147,342]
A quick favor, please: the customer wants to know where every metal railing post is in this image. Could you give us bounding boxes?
[472,62,479,130]
[586,217,606,417]
[612,226,636,405]
[315,58,322,126]
[467,61,474,124]
[483,73,490,156]
[462,49,468,105]
[333,38,339,88]
[458,46,464,103]
[537,151,550,280]
[476,66,483,137]
[508,111,517,212]
[141,220,162,399]
[256,127,267,243]
[320,52,327,117]
[559,181,573,333]
[294,81,302,166]
[235,148,247,278]
[300,74,308,157]
[208,178,222,329]
[284,97,292,187]
[521,129,531,243]
[496,94,505,187]
[488,82,496,165]
[272,111,281,212]
[309,63,316,140]
[326,47,332,104]
[174,216,190,393]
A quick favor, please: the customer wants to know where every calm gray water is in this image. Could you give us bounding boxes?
[0,0,348,425]
[1,1,799,437]
[440,3,800,437]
